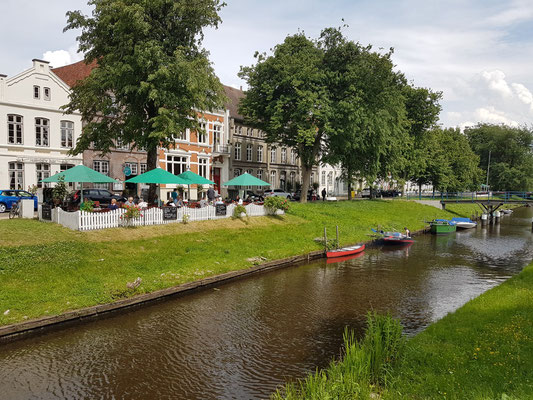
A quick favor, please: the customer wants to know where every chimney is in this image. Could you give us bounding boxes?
[32,58,50,73]
[0,74,6,101]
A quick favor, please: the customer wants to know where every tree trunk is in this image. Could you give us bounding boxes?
[147,146,159,204]
[418,181,422,200]
[300,165,312,203]
[347,168,353,200]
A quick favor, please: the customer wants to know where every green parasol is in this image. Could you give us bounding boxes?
[222,173,270,186]
[125,167,188,185]
[177,170,215,200]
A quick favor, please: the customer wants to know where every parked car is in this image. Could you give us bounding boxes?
[0,190,38,213]
[263,189,292,199]
[69,189,126,206]
[244,190,264,202]
[291,189,314,201]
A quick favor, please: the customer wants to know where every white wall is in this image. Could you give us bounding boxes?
[0,59,83,191]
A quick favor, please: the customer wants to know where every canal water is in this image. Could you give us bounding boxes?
[1,208,532,399]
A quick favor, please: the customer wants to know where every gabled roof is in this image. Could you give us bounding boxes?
[52,60,97,87]
[223,85,245,121]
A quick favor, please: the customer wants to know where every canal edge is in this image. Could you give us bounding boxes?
[0,227,430,343]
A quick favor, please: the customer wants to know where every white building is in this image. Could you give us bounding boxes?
[318,163,350,198]
[0,59,83,192]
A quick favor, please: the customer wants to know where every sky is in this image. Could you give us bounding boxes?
[1,0,532,129]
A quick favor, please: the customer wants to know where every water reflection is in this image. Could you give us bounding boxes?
[0,208,531,400]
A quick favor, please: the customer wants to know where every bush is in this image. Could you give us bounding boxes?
[80,199,95,212]
[264,196,290,214]
[233,204,247,218]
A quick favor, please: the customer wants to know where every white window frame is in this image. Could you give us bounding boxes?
[213,124,222,145]
[198,157,209,178]
[140,163,147,174]
[36,163,50,188]
[33,85,40,99]
[125,162,138,175]
[35,117,49,147]
[270,147,277,163]
[234,142,241,160]
[257,169,263,181]
[174,128,189,142]
[43,87,51,101]
[257,145,263,162]
[281,148,287,164]
[270,170,276,186]
[322,171,326,185]
[7,114,23,145]
[246,144,253,161]
[93,160,110,175]
[198,122,208,145]
[166,155,189,175]
[291,150,297,164]
[9,162,24,190]
[60,120,74,148]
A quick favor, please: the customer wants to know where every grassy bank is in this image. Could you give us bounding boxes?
[274,260,533,399]
[0,200,481,326]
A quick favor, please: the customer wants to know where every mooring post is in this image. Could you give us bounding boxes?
[324,227,327,252]
[336,225,339,249]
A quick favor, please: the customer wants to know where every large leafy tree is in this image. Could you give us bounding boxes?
[321,29,410,199]
[63,0,226,201]
[465,124,533,191]
[239,33,329,202]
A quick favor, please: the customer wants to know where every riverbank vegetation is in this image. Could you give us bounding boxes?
[273,260,533,399]
[0,201,505,326]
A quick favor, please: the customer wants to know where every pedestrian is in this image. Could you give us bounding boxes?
[207,186,215,204]
[321,188,327,201]
[404,227,411,238]
[171,188,178,205]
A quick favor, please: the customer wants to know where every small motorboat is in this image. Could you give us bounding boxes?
[451,217,477,229]
[501,209,513,215]
[429,219,456,234]
[326,244,365,258]
[382,234,414,244]
[326,251,365,263]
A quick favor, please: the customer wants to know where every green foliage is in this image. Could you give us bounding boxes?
[121,205,142,221]
[273,313,405,399]
[465,124,533,191]
[52,176,69,203]
[27,184,38,195]
[264,196,290,213]
[233,204,247,218]
[80,199,95,212]
[63,0,226,200]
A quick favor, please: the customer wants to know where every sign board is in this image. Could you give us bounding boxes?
[162,206,177,220]
[215,203,227,216]
[41,204,52,221]
[123,165,132,176]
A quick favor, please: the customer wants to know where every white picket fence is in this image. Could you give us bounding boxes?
[40,204,278,231]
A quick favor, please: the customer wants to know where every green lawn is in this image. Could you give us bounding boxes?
[0,200,481,326]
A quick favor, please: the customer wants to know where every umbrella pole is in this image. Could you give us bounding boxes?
[188,184,191,202]
[81,182,84,205]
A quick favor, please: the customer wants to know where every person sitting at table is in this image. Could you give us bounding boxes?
[109,198,119,210]
[165,198,176,207]
[235,195,243,205]
[137,198,148,209]
[124,197,135,207]
[215,196,224,205]
[176,195,185,207]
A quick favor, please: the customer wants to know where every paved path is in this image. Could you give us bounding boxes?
[414,200,442,209]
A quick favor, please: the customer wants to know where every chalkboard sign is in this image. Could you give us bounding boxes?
[162,206,177,220]
[215,204,227,216]
[42,204,52,220]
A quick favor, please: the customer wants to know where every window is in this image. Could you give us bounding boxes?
[35,118,49,146]
[198,158,208,178]
[311,172,315,184]
[246,127,252,137]
[125,162,138,175]
[327,172,333,185]
[174,129,188,141]
[7,115,23,144]
[234,168,242,177]
[257,169,263,181]
[116,138,130,150]
[60,121,74,148]
[281,148,287,163]
[166,155,188,175]
[257,145,263,162]
[290,172,296,187]
[246,144,253,161]
[270,147,277,163]
[280,171,286,190]
[213,125,222,145]
[9,162,24,190]
[93,160,109,176]
[237,126,243,135]
[322,171,326,185]
[36,163,50,188]
[291,150,297,165]
[44,87,51,101]
[198,122,208,144]
[234,142,241,160]
[140,163,147,174]
[60,164,75,188]
[270,170,276,186]
[245,169,253,189]
[33,85,40,99]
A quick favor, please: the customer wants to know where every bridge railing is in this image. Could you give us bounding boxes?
[405,191,532,202]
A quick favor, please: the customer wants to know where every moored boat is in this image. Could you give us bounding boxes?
[429,219,456,234]
[501,209,513,215]
[326,244,365,258]
[451,217,477,229]
[383,235,414,244]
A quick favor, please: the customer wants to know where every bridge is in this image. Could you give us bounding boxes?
[406,191,533,213]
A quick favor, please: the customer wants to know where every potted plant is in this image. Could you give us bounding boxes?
[52,176,69,208]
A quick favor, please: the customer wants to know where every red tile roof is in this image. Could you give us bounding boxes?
[52,60,97,87]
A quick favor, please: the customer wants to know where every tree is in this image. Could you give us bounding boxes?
[239,33,328,202]
[465,124,533,191]
[63,0,226,202]
[320,29,411,199]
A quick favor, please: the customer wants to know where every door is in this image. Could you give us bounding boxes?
[213,167,221,194]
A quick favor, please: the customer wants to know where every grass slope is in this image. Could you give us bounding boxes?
[0,200,477,326]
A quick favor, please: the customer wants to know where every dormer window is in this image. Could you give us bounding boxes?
[33,85,40,99]
[44,87,51,101]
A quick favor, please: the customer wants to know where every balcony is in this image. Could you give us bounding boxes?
[213,144,231,156]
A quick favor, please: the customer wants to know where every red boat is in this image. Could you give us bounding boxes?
[382,236,413,245]
[326,244,365,258]
[326,251,365,263]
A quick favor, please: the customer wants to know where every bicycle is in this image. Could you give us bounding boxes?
[9,199,21,219]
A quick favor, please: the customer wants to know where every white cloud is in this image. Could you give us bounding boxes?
[511,83,533,111]
[474,106,518,127]
[42,47,82,68]
[481,70,512,98]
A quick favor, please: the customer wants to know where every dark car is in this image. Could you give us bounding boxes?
[69,189,126,206]
[291,189,314,201]
[0,190,38,213]
[244,190,264,202]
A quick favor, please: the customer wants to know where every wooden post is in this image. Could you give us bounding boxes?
[336,225,339,249]
[324,227,327,252]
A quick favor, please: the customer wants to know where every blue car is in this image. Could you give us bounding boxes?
[0,190,38,213]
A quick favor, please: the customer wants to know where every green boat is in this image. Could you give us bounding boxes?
[429,219,457,234]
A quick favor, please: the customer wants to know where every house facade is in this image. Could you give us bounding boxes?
[225,85,314,195]
[0,59,83,193]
